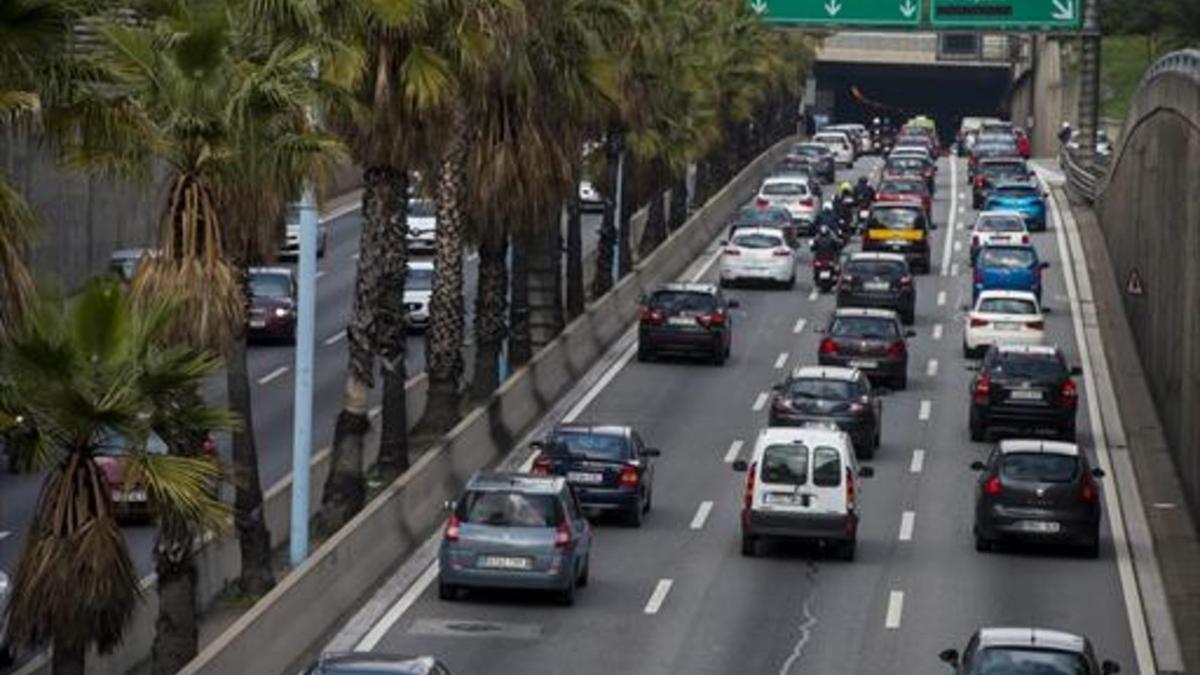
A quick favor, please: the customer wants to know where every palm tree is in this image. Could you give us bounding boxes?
[0,280,229,675]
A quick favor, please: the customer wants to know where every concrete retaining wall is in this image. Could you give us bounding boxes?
[173,136,795,675]
[1009,36,1079,157]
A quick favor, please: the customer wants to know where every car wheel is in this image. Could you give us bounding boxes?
[893,374,908,391]
[438,579,459,601]
[556,570,577,607]
[741,533,759,557]
[0,644,12,668]
[1080,536,1100,559]
[627,501,644,528]
[577,556,590,587]
[1059,420,1077,442]
[719,278,730,289]
[838,537,857,561]
[901,308,915,325]
[785,274,796,290]
[637,343,653,362]
[643,487,653,513]
[970,410,987,442]
[974,532,994,553]
[712,347,727,367]
[963,341,974,359]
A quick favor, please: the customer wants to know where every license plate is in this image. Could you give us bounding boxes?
[864,281,890,291]
[1010,389,1044,401]
[849,359,877,369]
[567,471,604,485]
[1015,520,1060,533]
[668,316,696,326]
[248,319,267,329]
[112,490,148,503]
[995,322,1022,331]
[818,270,832,279]
[477,556,532,570]
[765,493,803,505]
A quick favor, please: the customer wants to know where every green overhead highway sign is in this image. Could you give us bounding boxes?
[930,0,1081,29]
[749,0,921,27]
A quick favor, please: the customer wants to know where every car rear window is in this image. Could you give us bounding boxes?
[648,290,717,313]
[407,267,434,290]
[762,182,807,196]
[987,352,1066,379]
[831,317,900,339]
[787,378,856,401]
[976,216,1025,232]
[249,274,291,298]
[978,298,1037,314]
[547,431,629,460]
[1000,453,1080,483]
[968,648,1089,675]
[870,208,925,229]
[879,179,926,195]
[408,200,436,217]
[811,447,842,487]
[994,185,1040,197]
[978,247,1036,268]
[733,233,784,249]
[846,260,905,278]
[457,490,563,527]
[814,134,846,145]
[760,444,808,486]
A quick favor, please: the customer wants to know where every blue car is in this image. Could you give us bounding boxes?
[530,424,659,526]
[973,245,1048,303]
[983,181,1048,231]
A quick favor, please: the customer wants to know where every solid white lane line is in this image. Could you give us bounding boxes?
[774,352,789,369]
[932,324,944,341]
[323,331,347,346]
[724,440,744,463]
[936,290,947,306]
[690,501,714,530]
[885,590,905,629]
[0,531,10,542]
[808,288,819,301]
[793,317,807,334]
[356,563,439,650]
[950,262,960,277]
[644,579,674,614]
[898,511,916,541]
[940,158,958,277]
[910,449,925,473]
[257,366,289,385]
[926,359,939,377]
[752,392,769,412]
[918,400,932,421]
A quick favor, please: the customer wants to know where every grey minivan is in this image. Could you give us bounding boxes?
[438,473,593,606]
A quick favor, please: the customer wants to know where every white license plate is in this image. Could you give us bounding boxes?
[668,316,696,326]
[248,319,267,329]
[818,270,832,279]
[1010,389,1044,400]
[995,322,1022,331]
[765,493,803,505]
[864,281,890,291]
[567,471,604,485]
[849,359,878,369]
[1016,520,1060,533]
[477,556,532,570]
[112,490,148,503]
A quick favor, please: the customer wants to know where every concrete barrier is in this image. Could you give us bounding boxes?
[173,136,796,675]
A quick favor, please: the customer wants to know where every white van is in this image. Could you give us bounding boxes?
[733,426,873,560]
[812,131,856,167]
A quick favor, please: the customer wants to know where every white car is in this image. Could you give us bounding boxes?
[733,425,874,560]
[827,123,871,155]
[404,260,435,332]
[719,227,796,289]
[406,199,437,255]
[278,204,329,260]
[755,176,817,224]
[970,211,1029,264]
[812,131,855,167]
[963,289,1045,358]
[578,180,604,212]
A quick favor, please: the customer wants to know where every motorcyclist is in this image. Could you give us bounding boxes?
[814,200,839,233]
[853,176,875,207]
[810,224,841,262]
[835,183,856,231]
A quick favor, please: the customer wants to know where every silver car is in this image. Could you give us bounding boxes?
[438,473,593,606]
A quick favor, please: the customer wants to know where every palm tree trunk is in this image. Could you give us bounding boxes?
[508,236,532,368]
[668,177,688,232]
[151,522,197,675]
[591,134,621,298]
[469,236,508,402]
[415,104,469,438]
[527,208,564,351]
[373,169,410,475]
[616,158,633,278]
[225,333,275,595]
[638,189,668,257]
[376,365,408,480]
[565,196,584,319]
[51,642,84,675]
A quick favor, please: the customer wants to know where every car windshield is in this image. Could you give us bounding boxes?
[846,260,905,278]
[978,297,1038,314]
[733,233,784,249]
[733,207,790,225]
[977,216,1026,232]
[978,247,1037,269]
[407,267,434,290]
[408,200,436,218]
[547,431,629,460]
[762,182,806,196]
[994,186,1040,198]
[760,444,808,486]
[249,273,291,298]
[988,352,1065,379]
[649,290,717,313]
[831,317,899,339]
[457,490,562,528]
[871,208,924,229]
[880,180,925,195]
[968,648,1090,675]
[1000,454,1081,483]
[786,378,856,401]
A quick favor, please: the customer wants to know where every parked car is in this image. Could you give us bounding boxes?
[768,366,882,458]
[733,426,874,560]
[637,283,738,365]
[982,181,1049,231]
[530,425,660,526]
[277,205,329,260]
[968,344,1081,441]
[438,472,593,605]
[941,627,1120,675]
[818,307,914,390]
[973,244,1048,303]
[963,290,1046,358]
[719,228,796,289]
[971,440,1104,556]
[836,252,916,325]
[406,199,437,255]
[306,653,453,675]
[247,266,297,343]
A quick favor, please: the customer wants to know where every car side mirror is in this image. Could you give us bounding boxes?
[1092,467,1106,479]
[939,649,960,666]
[727,299,740,309]
[1070,365,1083,376]
[970,460,987,471]
[643,448,662,457]
[857,466,875,478]
[1101,660,1120,675]
[732,459,748,472]
[905,329,917,338]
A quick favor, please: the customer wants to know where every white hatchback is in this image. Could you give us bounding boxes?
[755,176,817,223]
[963,289,1045,357]
[719,228,796,288]
[813,131,855,167]
[970,211,1030,264]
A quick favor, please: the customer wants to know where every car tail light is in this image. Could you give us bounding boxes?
[984,476,1003,496]
[698,311,725,327]
[640,307,664,325]
[444,513,461,542]
[743,462,757,510]
[619,464,639,487]
[887,340,906,358]
[820,338,838,355]
[799,198,814,207]
[723,247,741,256]
[975,176,985,188]
[771,397,793,412]
[755,198,769,208]
[554,521,573,548]
[531,453,552,476]
[972,235,980,247]
[1026,320,1045,330]
[899,275,912,288]
[773,248,792,257]
[970,317,989,328]
[1080,474,1098,503]
[1060,379,1078,409]
[845,467,856,505]
[1021,234,1030,244]
[973,372,992,403]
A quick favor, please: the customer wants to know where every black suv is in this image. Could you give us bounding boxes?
[968,345,1081,442]
[768,366,883,458]
[836,252,916,324]
[637,283,738,365]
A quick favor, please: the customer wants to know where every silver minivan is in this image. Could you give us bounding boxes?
[734,426,873,560]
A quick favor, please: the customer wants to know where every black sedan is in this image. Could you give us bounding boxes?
[530,424,660,527]
[768,365,883,458]
[968,344,1081,441]
[817,308,914,390]
[971,439,1105,557]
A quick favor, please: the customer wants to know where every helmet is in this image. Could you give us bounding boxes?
[873,117,881,125]
[1061,121,1071,128]
[856,176,868,185]
[822,201,833,212]
[839,181,852,193]
[818,225,831,236]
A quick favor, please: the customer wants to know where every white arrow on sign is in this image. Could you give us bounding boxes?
[899,0,917,17]
[1051,0,1074,20]
[825,0,842,15]
[750,0,768,14]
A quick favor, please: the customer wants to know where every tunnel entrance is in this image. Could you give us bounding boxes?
[813,61,1012,144]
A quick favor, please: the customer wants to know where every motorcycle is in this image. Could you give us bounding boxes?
[812,256,839,292]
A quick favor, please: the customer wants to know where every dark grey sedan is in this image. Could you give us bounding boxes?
[768,366,883,459]
[817,308,914,390]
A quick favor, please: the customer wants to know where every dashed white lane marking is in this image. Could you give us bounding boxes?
[910,449,926,473]
[724,440,744,463]
[953,240,962,252]
[918,400,932,421]
[644,579,674,614]
[899,511,916,541]
[932,324,943,341]
[885,590,905,629]
[752,392,769,412]
[467,252,480,262]
[940,159,958,277]
[926,359,939,377]
[324,331,347,346]
[368,405,382,419]
[257,366,290,385]
[950,262,960,277]
[352,253,360,261]
[936,290,947,306]
[957,205,966,214]
[793,318,807,334]
[774,352,789,369]
[316,270,327,279]
[0,531,10,542]
[808,288,819,301]
[690,501,714,530]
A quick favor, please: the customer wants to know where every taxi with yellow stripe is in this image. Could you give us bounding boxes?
[862,200,933,274]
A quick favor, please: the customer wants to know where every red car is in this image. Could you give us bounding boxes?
[247,267,297,344]
[94,428,218,522]
[875,177,932,219]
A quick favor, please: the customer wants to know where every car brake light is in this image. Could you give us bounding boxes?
[1060,379,1078,409]
[755,198,769,208]
[887,340,906,358]
[975,176,985,188]
[1026,320,1045,330]
[969,317,989,327]
[845,467,856,505]
[723,247,741,256]
[640,307,664,324]
[531,453,552,476]
[619,464,639,487]
[743,462,757,510]
[771,397,793,412]
[799,198,814,207]
[698,311,725,327]
[984,476,1003,496]
[444,513,461,542]
[1080,475,1098,503]
[554,521,573,548]
[1021,234,1030,244]
[820,338,838,355]
[899,275,912,288]
[773,248,792,257]
[973,372,991,403]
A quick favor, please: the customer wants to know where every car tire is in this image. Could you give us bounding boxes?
[719,278,730,289]
[741,533,759,557]
[1080,536,1100,559]
[712,347,727,367]
[893,374,908,391]
[974,532,994,553]
[556,570,577,607]
[901,308,915,325]
[627,501,644,528]
[963,341,974,359]
[577,556,590,587]
[785,274,796,290]
[0,644,12,668]
[838,537,856,561]
[1059,420,1077,442]
[644,487,653,513]
[970,410,987,442]
[637,343,653,363]
[438,579,459,601]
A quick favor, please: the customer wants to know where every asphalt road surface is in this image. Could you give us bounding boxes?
[337,156,1142,675]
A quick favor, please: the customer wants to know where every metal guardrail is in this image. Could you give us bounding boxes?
[1059,145,1103,204]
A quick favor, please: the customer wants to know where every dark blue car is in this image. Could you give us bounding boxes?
[530,425,660,526]
[973,245,1049,303]
[983,181,1048,231]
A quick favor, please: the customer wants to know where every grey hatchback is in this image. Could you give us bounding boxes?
[438,473,593,606]
[941,627,1120,675]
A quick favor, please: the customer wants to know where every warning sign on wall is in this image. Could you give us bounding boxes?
[1126,268,1145,296]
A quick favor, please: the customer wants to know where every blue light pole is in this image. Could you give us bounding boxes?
[612,150,625,281]
[289,182,318,567]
